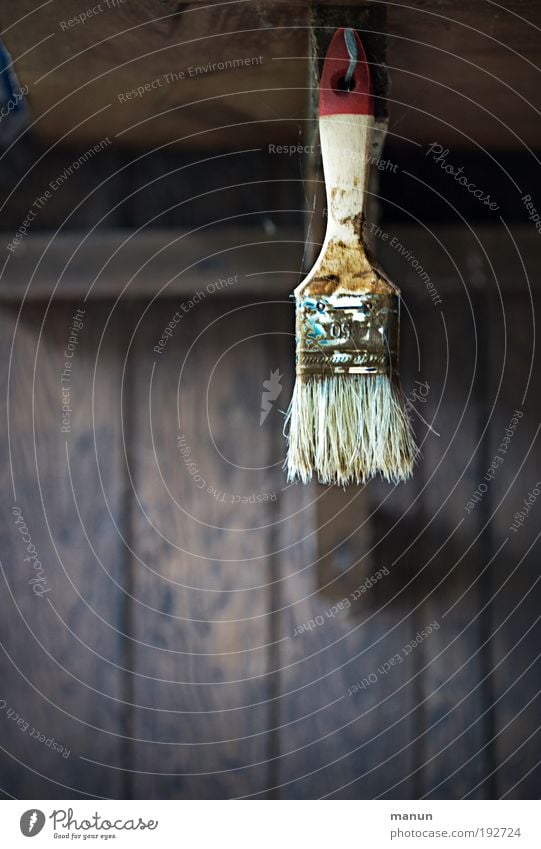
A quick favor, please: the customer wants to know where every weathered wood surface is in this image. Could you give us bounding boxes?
[275,474,421,798]
[0,224,540,798]
[406,288,492,800]
[272,225,541,798]
[125,298,291,798]
[1,225,538,301]
[0,227,305,301]
[0,0,539,793]
[488,292,541,800]
[2,1,541,151]
[0,301,127,798]
[0,1,310,151]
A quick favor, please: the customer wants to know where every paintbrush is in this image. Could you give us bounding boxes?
[286,27,417,486]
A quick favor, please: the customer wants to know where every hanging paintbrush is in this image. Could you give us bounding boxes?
[286,27,417,486]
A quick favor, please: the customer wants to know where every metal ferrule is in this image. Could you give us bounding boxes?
[295,291,399,377]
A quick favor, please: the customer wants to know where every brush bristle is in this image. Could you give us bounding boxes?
[285,374,418,486]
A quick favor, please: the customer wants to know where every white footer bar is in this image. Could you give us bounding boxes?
[3,799,540,848]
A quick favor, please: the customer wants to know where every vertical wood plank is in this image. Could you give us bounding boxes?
[489,281,541,799]
[0,301,127,798]
[275,479,423,798]
[380,233,494,799]
[410,290,491,799]
[128,296,291,798]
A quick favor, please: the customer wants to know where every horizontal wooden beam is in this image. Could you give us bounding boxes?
[1,1,540,152]
[0,225,537,301]
[0,227,306,300]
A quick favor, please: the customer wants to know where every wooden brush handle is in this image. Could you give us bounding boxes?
[319,28,374,244]
[320,114,373,241]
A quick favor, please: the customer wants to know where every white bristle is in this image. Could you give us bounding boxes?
[285,374,418,486]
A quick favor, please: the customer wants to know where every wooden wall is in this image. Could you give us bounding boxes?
[0,0,540,802]
[1,221,539,799]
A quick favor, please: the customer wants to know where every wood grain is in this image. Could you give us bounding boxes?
[2,1,540,151]
[488,293,541,799]
[0,228,539,798]
[0,301,127,798]
[408,288,493,800]
[125,297,292,798]
[2,226,540,301]
[1,1,310,150]
[0,227,305,301]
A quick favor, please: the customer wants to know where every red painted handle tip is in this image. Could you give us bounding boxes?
[319,28,373,117]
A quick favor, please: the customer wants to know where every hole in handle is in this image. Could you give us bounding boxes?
[333,73,357,94]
